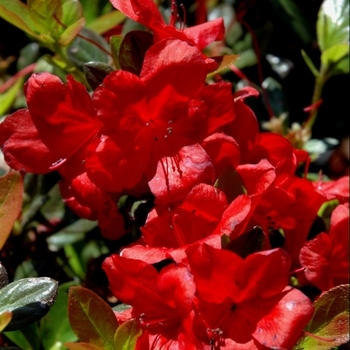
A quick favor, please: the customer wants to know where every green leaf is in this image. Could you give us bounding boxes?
[119,30,154,75]
[269,0,314,44]
[0,77,24,116]
[214,166,246,203]
[0,171,23,249]
[297,284,349,349]
[86,10,126,35]
[68,286,119,349]
[321,43,349,67]
[65,343,103,350]
[301,49,320,78]
[317,0,349,52]
[41,282,79,350]
[3,322,40,349]
[0,277,58,331]
[67,27,110,69]
[110,35,123,69]
[0,262,8,289]
[27,0,62,36]
[59,18,86,47]
[225,226,265,258]
[83,62,114,90]
[0,0,37,37]
[114,319,141,350]
[206,54,240,78]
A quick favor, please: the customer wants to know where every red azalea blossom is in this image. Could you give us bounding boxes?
[102,254,206,349]
[89,38,235,192]
[299,203,349,290]
[109,0,225,50]
[186,244,314,348]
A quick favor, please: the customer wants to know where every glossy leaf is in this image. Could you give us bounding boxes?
[0,262,8,289]
[0,171,23,249]
[68,27,110,69]
[41,282,79,350]
[297,284,349,349]
[0,277,58,331]
[317,0,349,52]
[0,0,37,37]
[114,319,141,350]
[68,286,118,349]
[119,30,154,75]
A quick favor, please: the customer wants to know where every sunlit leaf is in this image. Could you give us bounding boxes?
[0,311,12,332]
[317,0,349,52]
[207,54,240,78]
[59,18,86,47]
[0,0,37,37]
[68,286,118,349]
[114,319,142,350]
[297,284,349,349]
[0,277,58,331]
[86,10,126,35]
[0,78,24,116]
[0,171,23,249]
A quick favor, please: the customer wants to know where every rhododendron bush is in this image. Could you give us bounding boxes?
[0,0,348,349]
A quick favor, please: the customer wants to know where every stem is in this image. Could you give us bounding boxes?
[303,64,329,131]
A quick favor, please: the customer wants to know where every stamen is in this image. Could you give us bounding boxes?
[180,4,187,31]
[170,1,177,26]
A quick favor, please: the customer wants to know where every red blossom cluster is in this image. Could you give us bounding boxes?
[0,0,349,348]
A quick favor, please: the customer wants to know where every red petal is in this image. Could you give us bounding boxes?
[26,73,100,161]
[299,233,332,291]
[148,144,215,205]
[0,109,54,173]
[184,18,225,49]
[253,288,313,349]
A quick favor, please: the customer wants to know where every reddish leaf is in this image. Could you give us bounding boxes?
[0,170,23,249]
[298,284,349,349]
[68,286,118,348]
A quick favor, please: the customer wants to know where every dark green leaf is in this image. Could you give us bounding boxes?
[83,62,114,90]
[225,226,265,258]
[68,27,110,69]
[0,277,58,331]
[41,282,79,349]
[68,286,118,349]
[119,30,154,75]
[214,166,246,203]
[0,262,8,289]
[3,322,40,349]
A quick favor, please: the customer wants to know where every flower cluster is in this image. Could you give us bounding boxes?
[0,0,348,348]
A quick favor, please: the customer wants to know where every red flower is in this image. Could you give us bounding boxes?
[0,73,100,174]
[102,254,205,349]
[109,0,224,50]
[299,203,349,290]
[88,38,235,192]
[186,244,314,348]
